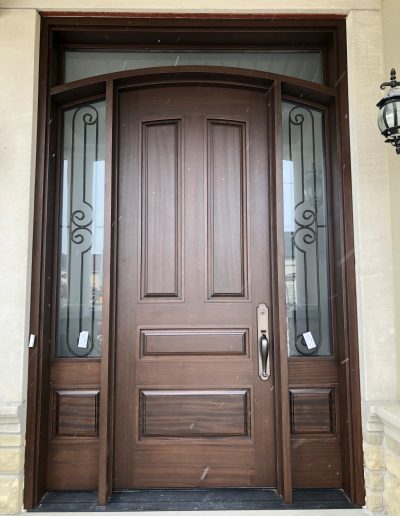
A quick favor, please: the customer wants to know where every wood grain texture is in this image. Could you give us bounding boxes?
[290,388,335,435]
[141,328,248,356]
[141,120,182,299]
[46,443,99,490]
[47,358,100,489]
[54,390,99,438]
[291,437,342,488]
[140,389,249,437]
[270,80,292,503]
[50,360,100,386]
[97,78,115,505]
[207,120,248,298]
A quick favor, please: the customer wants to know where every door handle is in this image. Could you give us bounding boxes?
[260,332,269,379]
[257,303,270,381]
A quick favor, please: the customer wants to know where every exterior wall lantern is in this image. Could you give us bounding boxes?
[377,68,400,155]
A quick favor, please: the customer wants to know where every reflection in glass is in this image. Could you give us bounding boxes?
[57,101,106,358]
[282,102,332,356]
[64,51,323,84]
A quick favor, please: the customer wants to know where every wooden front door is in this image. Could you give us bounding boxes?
[114,83,275,488]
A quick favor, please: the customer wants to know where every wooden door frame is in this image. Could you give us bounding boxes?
[24,14,364,510]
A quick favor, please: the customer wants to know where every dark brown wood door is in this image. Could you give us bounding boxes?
[114,83,275,488]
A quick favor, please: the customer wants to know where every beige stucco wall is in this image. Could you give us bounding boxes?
[0,0,399,514]
[0,8,39,514]
[382,0,400,398]
[361,2,400,514]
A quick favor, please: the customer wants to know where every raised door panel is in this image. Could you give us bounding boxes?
[53,390,99,438]
[140,328,248,356]
[141,120,182,299]
[207,120,248,299]
[140,389,250,437]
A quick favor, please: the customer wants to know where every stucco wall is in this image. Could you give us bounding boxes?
[0,0,398,514]
[0,8,39,514]
[360,2,400,515]
[382,0,400,398]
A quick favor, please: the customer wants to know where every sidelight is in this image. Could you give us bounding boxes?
[56,100,106,358]
[282,101,332,356]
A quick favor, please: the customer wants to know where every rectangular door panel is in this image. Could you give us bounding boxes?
[139,389,250,437]
[207,120,248,299]
[141,120,182,299]
[140,328,249,356]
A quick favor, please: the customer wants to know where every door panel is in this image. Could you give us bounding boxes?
[114,84,275,488]
[207,120,248,298]
[141,120,182,299]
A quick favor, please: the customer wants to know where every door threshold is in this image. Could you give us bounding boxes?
[31,488,357,512]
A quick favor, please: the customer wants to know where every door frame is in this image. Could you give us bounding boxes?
[24,14,363,510]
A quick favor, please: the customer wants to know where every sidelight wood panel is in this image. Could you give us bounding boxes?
[140,328,248,356]
[53,389,99,438]
[290,387,335,434]
[140,389,250,437]
[207,120,248,298]
[291,437,342,488]
[46,360,100,490]
[141,120,182,299]
[46,443,99,490]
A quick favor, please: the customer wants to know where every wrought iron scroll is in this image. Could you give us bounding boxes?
[64,104,99,357]
[287,105,326,356]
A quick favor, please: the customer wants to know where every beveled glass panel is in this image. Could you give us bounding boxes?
[56,101,106,357]
[282,101,332,356]
[64,50,323,84]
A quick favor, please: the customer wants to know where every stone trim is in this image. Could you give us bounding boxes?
[0,403,26,514]
[364,402,400,515]
[0,403,26,437]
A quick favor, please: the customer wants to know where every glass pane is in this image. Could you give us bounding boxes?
[64,50,323,84]
[57,101,106,358]
[282,101,332,356]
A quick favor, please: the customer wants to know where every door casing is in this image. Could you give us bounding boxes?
[24,14,364,510]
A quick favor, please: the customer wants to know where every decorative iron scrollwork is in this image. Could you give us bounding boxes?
[286,104,328,356]
[63,104,100,358]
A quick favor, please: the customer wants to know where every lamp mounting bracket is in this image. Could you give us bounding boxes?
[380,68,400,90]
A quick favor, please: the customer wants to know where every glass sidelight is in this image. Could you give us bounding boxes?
[56,100,106,357]
[282,101,332,356]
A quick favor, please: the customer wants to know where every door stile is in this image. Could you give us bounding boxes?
[270,80,292,504]
[98,79,116,506]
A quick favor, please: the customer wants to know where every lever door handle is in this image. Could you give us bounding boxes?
[257,303,270,381]
[260,332,269,379]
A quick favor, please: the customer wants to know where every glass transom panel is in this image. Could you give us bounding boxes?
[64,50,323,84]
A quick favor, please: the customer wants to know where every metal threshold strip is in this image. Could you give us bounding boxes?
[31,488,356,512]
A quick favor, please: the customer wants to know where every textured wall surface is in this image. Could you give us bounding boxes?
[382,0,400,398]
[0,8,39,514]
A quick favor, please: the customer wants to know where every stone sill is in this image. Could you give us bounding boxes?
[369,401,400,444]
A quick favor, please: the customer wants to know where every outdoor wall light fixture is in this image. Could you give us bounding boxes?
[377,68,400,155]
